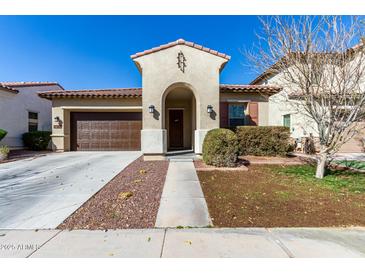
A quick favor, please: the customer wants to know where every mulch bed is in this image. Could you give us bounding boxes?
[194,160,248,171]
[239,155,305,165]
[58,157,169,230]
[198,165,365,227]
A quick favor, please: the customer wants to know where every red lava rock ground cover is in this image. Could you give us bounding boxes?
[58,157,169,229]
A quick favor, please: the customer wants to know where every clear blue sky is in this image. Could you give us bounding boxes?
[0,16,262,89]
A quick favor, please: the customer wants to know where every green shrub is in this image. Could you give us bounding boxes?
[22,131,51,151]
[236,126,293,156]
[202,128,239,167]
[0,129,7,141]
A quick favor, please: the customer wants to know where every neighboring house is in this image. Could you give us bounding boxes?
[250,46,365,153]
[0,82,64,149]
[38,39,281,156]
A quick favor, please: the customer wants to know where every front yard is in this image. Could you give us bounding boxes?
[198,164,365,227]
[59,157,169,230]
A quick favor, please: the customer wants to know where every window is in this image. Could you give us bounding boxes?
[28,112,38,132]
[283,114,291,128]
[229,104,246,127]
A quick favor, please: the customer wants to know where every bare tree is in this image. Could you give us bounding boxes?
[247,16,365,178]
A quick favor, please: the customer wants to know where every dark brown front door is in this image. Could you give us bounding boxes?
[169,109,184,148]
[70,112,142,151]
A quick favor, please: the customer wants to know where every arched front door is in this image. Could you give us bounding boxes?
[164,86,196,151]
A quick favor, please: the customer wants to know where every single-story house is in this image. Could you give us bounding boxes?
[38,39,282,156]
[0,82,64,149]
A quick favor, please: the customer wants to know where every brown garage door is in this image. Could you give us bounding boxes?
[70,112,142,151]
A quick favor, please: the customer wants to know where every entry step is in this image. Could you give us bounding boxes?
[168,158,193,162]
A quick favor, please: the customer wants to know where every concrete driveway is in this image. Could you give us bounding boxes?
[0,151,141,229]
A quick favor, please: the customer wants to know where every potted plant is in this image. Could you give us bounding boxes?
[0,129,9,161]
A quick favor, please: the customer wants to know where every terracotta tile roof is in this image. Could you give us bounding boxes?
[250,40,365,85]
[38,85,281,99]
[0,81,64,95]
[131,39,231,60]
[0,83,19,94]
[220,84,282,94]
[0,81,63,88]
[38,88,142,99]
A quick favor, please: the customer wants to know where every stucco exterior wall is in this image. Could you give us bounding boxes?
[264,70,364,152]
[0,85,62,149]
[263,72,319,139]
[133,44,228,154]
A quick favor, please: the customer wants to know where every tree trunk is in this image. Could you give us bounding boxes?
[315,152,328,179]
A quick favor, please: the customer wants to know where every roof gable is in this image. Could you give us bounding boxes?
[131,39,230,60]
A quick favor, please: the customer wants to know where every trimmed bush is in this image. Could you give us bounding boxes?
[0,129,7,141]
[236,126,293,156]
[202,128,239,167]
[22,131,51,151]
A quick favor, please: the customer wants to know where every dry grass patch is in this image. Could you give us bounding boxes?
[198,165,365,227]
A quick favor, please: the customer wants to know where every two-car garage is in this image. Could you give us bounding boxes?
[70,112,142,151]
[38,87,143,152]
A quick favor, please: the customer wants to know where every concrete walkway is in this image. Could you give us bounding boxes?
[334,153,365,161]
[155,160,212,227]
[0,151,141,229]
[1,228,365,258]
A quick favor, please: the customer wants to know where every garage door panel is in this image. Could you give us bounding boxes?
[71,112,142,151]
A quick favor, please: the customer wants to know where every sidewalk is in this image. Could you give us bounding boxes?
[155,160,212,227]
[1,227,365,258]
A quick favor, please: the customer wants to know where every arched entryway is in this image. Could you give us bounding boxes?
[162,85,197,152]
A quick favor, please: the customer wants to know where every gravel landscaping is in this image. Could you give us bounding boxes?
[198,164,365,227]
[59,157,169,229]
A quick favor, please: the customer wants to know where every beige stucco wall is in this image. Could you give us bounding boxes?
[134,45,227,130]
[262,72,319,139]
[50,98,142,151]
[133,44,228,154]
[219,92,270,126]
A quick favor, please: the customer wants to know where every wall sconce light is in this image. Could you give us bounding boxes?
[207,105,213,114]
[53,116,63,128]
[148,105,155,113]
